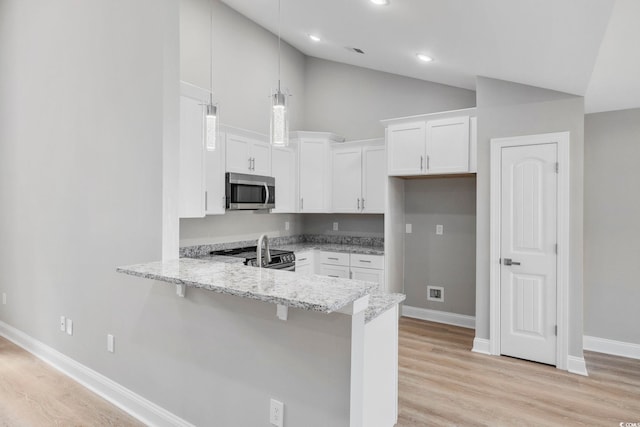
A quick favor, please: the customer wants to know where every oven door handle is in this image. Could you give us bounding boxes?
[264,182,270,207]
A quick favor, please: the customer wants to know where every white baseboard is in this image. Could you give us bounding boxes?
[584,335,640,360]
[402,306,475,329]
[471,338,491,355]
[0,320,194,427]
[567,355,588,376]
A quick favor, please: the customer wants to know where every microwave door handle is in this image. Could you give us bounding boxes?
[264,182,270,207]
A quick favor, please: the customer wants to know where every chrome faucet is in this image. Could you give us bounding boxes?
[256,234,271,268]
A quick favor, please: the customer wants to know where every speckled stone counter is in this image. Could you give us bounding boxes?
[365,293,406,323]
[274,242,384,256]
[117,258,378,313]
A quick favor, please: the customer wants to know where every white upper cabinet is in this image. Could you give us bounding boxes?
[179,82,207,218]
[271,145,297,213]
[426,116,469,174]
[331,140,385,214]
[361,145,386,213]
[204,132,226,215]
[383,108,477,177]
[386,121,426,176]
[226,132,271,176]
[331,147,362,213]
[296,132,343,213]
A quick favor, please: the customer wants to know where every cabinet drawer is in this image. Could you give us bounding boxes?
[350,253,384,270]
[319,251,350,266]
[318,264,350,279]
[294,251,314,266]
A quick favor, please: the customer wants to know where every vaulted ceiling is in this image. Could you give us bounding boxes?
[222,0,640,113]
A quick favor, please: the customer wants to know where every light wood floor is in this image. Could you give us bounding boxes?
[2,321,639,426]
[397,317,640,427]
[0,336,142,427]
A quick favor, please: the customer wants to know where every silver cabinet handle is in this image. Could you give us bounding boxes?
[328,275,339,278]
[248,157,252,170]
[300,198,304,210]
[359,260,371,263]
[298,258,307,261]
[357,198,360,210]
[252,157,256,171]
[205,191,208,210]
[328,257,339,260]
[420,155,424,170]
[361,198,365,210]
[427,155,430,170]
[503,258,521,266]
[349,271,353,279]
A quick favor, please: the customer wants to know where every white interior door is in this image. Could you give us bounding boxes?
[500,143,557,365]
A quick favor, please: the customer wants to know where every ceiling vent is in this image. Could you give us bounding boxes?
[345,47,365,54]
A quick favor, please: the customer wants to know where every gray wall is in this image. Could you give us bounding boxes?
[475,77,585,358]
[302,214,384,238]
[584,108,640,345]
[0,1,356,426]
[404,177,477,316]
[304,57,477,140]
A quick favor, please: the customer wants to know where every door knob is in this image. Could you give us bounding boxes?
[503,258,521,266]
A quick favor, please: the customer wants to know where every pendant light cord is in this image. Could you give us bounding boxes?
[209,0,214,104]
[277,0,282,92]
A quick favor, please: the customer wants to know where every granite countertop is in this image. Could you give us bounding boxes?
[117,258,379,314]
[365,293,406,323]
[274,243,384,256]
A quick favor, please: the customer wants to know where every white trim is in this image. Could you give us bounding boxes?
[472,338,491,355]
[402,306,475,329]
[567,356,589,376]
[0,320,194,427]
[584,335,640,360]
[489,132,571,371]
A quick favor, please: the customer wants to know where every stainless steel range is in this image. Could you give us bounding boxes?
[209,246,296,271]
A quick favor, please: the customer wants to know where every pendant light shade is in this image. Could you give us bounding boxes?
[205,101,218,151]
[271,90,289,147]
[270,0,290,147]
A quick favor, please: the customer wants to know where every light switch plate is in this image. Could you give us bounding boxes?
[285,221,290,231]
[66,318,73,335]
[333,222,339,231]
[107,334,115,353]
[436,224,444,235]
[406,224,412,234]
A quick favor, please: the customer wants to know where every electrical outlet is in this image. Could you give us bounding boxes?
[427,286,444,302]
[270,398,284,427]
[436,224,444,235]
[60,316,66,332]
[107,334,115,353]
[333,222,339,231]
[406,223,412,234]
[66,318,73,336]
[285,221,290,231]
[2,293,6,305]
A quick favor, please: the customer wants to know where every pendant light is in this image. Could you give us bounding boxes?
[270,0,289,147]
[205,0,219,151]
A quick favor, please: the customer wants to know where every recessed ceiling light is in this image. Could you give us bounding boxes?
[370,0,389,5]
[308,34,321,42]
[416,53,433,63]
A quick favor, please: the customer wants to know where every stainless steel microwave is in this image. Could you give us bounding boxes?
[225,172,275,210]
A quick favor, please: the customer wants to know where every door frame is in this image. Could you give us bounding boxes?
[489,132,570,370]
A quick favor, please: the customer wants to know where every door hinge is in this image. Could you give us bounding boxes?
[555,325,558,336]
[555,162,559,173]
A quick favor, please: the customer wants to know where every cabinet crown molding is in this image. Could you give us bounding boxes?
[380,107,477,127]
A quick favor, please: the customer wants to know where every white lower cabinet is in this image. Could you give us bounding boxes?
[294,251,315,276]
[312,250,386,291]
[319,264,350,279]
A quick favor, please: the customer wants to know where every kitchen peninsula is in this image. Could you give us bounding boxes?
[117,252,404,427]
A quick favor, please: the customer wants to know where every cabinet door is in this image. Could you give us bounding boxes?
[319,264,350,279]
[362,146,386,213]
[271,146,296,213]
[225,133,252,174]
[351,267,385,291]
[425,116,470,174]
[251,140,272,176]
[387,121,426,176]
[332,147,362,213]
[179,84,206,218]
[299,140,328,212]
[204,132,226,215]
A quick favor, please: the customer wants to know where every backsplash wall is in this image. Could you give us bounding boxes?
[301,214,384,238]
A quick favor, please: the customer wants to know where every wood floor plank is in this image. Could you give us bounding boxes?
[397,317,640,427]
[0,337,142,427]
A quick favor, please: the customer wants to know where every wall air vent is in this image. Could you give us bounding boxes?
[345,47,365,54]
